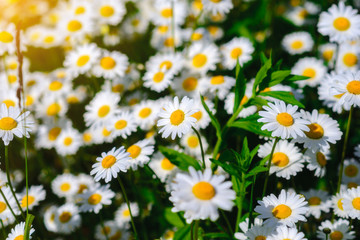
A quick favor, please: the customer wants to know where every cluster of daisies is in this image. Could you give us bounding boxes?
[0,0,360,239]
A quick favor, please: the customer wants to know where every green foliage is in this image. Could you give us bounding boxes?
[229,114,273,137]
[233,59,246,113]
[25,214,35,240]
[258,91,305,108]
[173,225,191,240]
[200,95,222,140]
[253,54,272,96]
[158,146,202,171]
[164,208,185,228]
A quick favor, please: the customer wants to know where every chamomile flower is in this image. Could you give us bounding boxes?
[133,100,159,130]
[157,96,198,140]
[332,191,349,218]
[255,189,309,228]
[186,42,220,75]
[341,186,360,219]
[0,23,16,55]
[55,127,82,156]
[317,219,355,240]
[79,184,115,213]
[318,72,345,114]
[0,103,33,146]
[336,44,359,71]
[95,221,130,240]
[181,132,208,158]
[60,15,93,40]
[291,57,327,88]
[258,140,305,180]
[126,139,154,170]
[205,75,235,100]
[244,225,273,240]
[145,52,184,76]
[108,111,137,139]
[234,218,263,240]
[258,100,310,139]
[54,203,81,234]
[282,32,314,55]
[173,72,206,98]
[18,185,46,211]
[35,95,68,119]
[268,226,306,240]
[318,2,360,43]
[330,71,360,110]
[92,50,129,79]
[52,173,79,198]
[152,0,186,26]
[95,0,126,25]
[202,0,233,15]
[0,187,20,221]
[6,222,35,240]
[190,98,215,130]
[342,159,360,184]
[221,37,254,69]
[302,189,331,218]
[143,69,172,92]
[115,202,140,228]
[91,147,131,183]
[149,152,178,182]
[170,167,236,223]
[304,149,331,177]
[319,43,337,64]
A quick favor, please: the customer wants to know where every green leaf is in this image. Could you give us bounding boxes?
[200,95,221,139]
[252,57,272,96]
[274,59,283,70]
[246,166,268,178]
[159,146,201,171]
[234,60,246,113]
[246,97,268,107]
[202,233,232,239]
[24,214,35,240]
[210,158,242,178]
[230,114,273,137]
[285,74,310,81]
[174,224,191,240]
[258,91,304,108]
[269,70,291,87]
[164,208,185,228]
[260,52,268,65]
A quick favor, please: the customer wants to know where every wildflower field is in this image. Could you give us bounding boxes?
[1,0,360,239]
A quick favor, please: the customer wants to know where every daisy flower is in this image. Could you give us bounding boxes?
[304,149,331,177]
[254,189,309,228]
[149,152,178,182]
[173,72,206,98]
[143,69,173,92]
[108,111,137,139]
[60,15,93,40]
[186,42,220,75]
[336,44,359,72]
[291,57,327,88]
[294,109,342,152]
[302,189,331,218]
[0,23,17,55]
[332,191,349,218]
[54,203,81,234]
[133,100,159,130]
[181,132,208,158]
[342,186,360,219]
[52,173,79,198]
[6,222,35,240]
[91,147,131,183]
[95,220,130,240]
[0,187,20,221]
[317,219,355,240]
[35,94,68,119]
[157,96,198,140]
[234,218,263,240]
[35,119,69,149]
[92,50,129,79]
[170,167,236,223]
[44,206,57,232]
[55,127,82,156]
[18,185,46,211]
[190,98,215,130]
[330,71,360,110]
[202,0,233,15]
[244,225,273,240]
[318,2,360,43]
[258,100,310,139]
[79,183,115,214]
[95,0,126,25]
[319,43,337,64]
[318,72,345,114]
[205,75,235,100]
[151,0,186,26]
[282,31,314,55]
[115,202,140,228]
[0,103,33,146]
[268,226,306,240]
[126,139,154,170]
[145,51,184,77]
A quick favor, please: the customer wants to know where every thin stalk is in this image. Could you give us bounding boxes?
[235,174,245,233]
[99,211,109,240]
[248,175,257,229]
[117,176,138,240]
[0,219,6,239]
[194,220,200,240]
[0,187,18,223]
[220,210,233,235]
[190,221,195,240]
[192,127,205,168]
[262,137,280,198]
[337,106,353,193]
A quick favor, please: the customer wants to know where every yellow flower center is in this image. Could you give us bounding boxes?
[76,55,90,67]
[191,111,202,122]
[158,26,169,33]
[346,80,360,94]
[192,181,216,200]
[8,62,17,70]
[272,204,292,219]
[48,127,61,141]
[0,117,18,130]
[254,237,266,240]
[330,231,344,240]
[164,37,174,47]
[60,183,70,192]
[323,50,334,61]
[127,145,141,159]
[2,99,15,108]
[100,5,114,17]
[67,20,82,32]
[8,75,17,83]
[102,226,111,235]
[276,113,294,126]
[160,60,172,70]
[44,36,54,43]
[112,84,124,93]
[348,182,358,189]
[102,155,116,168]
[139,107,151,118]
[78,184,88,194]
[88,193,102,205]
[0,202,7,213]
[110,231,122,240]
[97,105,110,118]
[345,165,358,177]
[182,77,198,91]
[230,48,243,59]
[100,57,116,70]
[304,123,324,139]
[75,6,85,15]
[316,152,327,167]
[352,197,360,210]
[333,17,351,31]
[170,109,185,125]
[210,76,225,85]
[14,235,23,240]
[191,33,203,41]
[302,68,316,79]
[25,96,34,106]
[83,133,92,143]
[21,195,35,207]
[308,196,321,206]
[123,209,130,217]
[164,230,175,239]
[272,152,289,167]
[0,31,13,43]
[161,158,175,170]
[63,137,72,146]
[337,198,344,211]
[115,120,127,130]
[131,19,140,26]
[291,40,303,50]
[102,128,111,137]
[59,211,72,223]
[49,81,63,91]
[187,136,199,148]
[153,72,165,83]
[210,0,222,2]
[161,8,172,18]
[343,53,357,67]
[192,54,207,68]
[46,103,61,116]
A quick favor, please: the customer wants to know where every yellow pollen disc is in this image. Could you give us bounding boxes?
[191,111,202,121]
[191,33,203,41]
[63,137,73,146]
[323,50,334,61]
[146,130,155,139]
[348,182,358,189]
[102,155,116,168]
[131,19,140,26]
[67,96,79,104]
[345,165,358,177]
[115,120,127,130]
[193,1,203,10]
[139,107,152,118]
[102,128,111,137]
[67,20,82,32]
[60,183,70,192]
[299,9,308,18]
[192,181,216,200]
[75,6,85,15]
[76,55,90,67]
[304,123,324,139]
[112,84,124,93]
[0,117,18,130]
[210,0,222,2]
[123,209,130,217]
[276,112,294,126]
[8,75,17,83]
[160,60,172,70]
[46,103,61,116]
[44,36,55,44]
[302,68,316,79]
[164,37,174,47]
[210,76,225,85]
[291,40,303,50]
[330,231,344,240]
[170,109,185,125]
[272,204,292,219]
[100,57,116,70]
[14,235,23,240]
[254,236,266,240]
[98,105,110,118]
[164,230,175,239]
[182,77,198,91]
[100,5,114,17]
[49,81,63,91]
[153,72,165,83]
[192,54,207,68]
[352,197,360,210]
[0,202,7,213]
[57,71,66,79]
[230,48,243,59]
[21,195,35,207]
[346,80,360,94]
[110,231,122,240]
[83,133,92,143]
[48,127,61,141]
[308,196,321,206]
[8,62,17,70]
[88,193,102,205]
[316,152,327,167]
[333,17,351,31]
[78,184,88,194]
[187,136,199,148]
[271,152,289,167]
[343,53,358,67]
[27,80,36,87]
[2,99,15,108]
[207,26,218,35]
[158,26,169,33]
[59,211,72,223]
[337,198,344,210]
[0,31,13,43]
[102,226,111,235]
[161,8,173,18]
[25,96,34,106]
[161,158,175,170]
[127,145,141,159]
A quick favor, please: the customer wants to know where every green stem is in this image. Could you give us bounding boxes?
[0,219,6,239]
[0,187,18,223]
[235,174,245,233]
[337,106,353,193]
[248,175,257,229]
[190,221,195,240]
[194,220,199,240]
[262,137,280,198]
[99,211,109,240]
[117,176,138,240]
[220,210,233,235]
[192,127,205,169]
